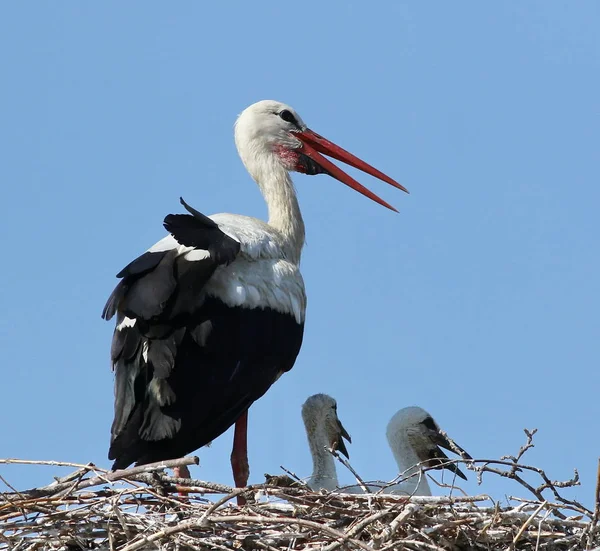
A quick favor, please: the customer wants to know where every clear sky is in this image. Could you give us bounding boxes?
[1,2,598,507]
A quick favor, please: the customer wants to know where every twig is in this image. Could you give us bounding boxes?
[587,458,600,549]
[510,500,547,549]
[375,503,421,547]
[322,509,393,551]
[330,448,371,495]
[11,456,199,499]
[0,459,103,470]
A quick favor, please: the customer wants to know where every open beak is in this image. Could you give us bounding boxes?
[333,419,352,459]
[294,128,408,213]
[428,430,471,481]
[431,430,472,461]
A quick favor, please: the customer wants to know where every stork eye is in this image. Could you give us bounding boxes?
[279,110,297,124]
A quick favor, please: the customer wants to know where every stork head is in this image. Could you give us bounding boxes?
[386,406,471,480]
[234,100,407,212]
[301,393,352,458]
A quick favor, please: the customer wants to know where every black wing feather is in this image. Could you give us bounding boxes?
[104,199,303,471]
[163,218,240,266]
[109,297,303,468]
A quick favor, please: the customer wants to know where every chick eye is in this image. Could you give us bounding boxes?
[279,109,297,124]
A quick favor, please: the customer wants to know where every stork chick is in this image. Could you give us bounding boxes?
[385,406,471,496]
[302,394,351,491]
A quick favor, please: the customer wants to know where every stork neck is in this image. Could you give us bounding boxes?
[252,159,305,262]
[265,172,305,262]
[389,440,432,496]
[307,427,338,491]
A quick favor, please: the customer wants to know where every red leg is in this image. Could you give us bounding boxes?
[231,410,249,505]
[174,464,191,497]
[174,465,191,479]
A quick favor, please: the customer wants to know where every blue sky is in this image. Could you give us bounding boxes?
[1,2,598,507]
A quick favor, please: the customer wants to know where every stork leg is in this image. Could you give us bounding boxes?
[174,465,191,497]
[174,465,191,479]
[231,410,249,506]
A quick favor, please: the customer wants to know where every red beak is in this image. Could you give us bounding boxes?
[295,128,408,212]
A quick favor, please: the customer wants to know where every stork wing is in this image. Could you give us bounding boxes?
[103,198,304,470]
[102,198,239,324]
[103,198,240,467]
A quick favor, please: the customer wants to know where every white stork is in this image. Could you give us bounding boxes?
[384,407,471,496]
[301,394,351,491]
[101,100,406,492]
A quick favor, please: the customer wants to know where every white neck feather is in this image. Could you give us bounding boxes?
[388,438,432,496]
[261,166,305,264]
[239,147,305,264]
[307,426,338,491]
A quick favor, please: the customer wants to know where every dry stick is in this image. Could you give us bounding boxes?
[329,448,371,495]
[377,457,468,497]
[381,539,445,551]
[509,500,547,550]
[0,474,57,518]
[52,466,94,485]
[210,515,374,551]
[198,488,248,525]
[11,457,199,499]
[587,458,600,550]
[118,514,373,551]
[505,429,589,517]
[0,474,25,498]
[0,459,102,470]
[278,465,305,484]
[321,509,395,551]
[535,508,553,551]
[507,496,589,520]
[514,429,537,462]
[156,474,234,494]
[322,494,490,505]
[375,503,421,548]
[434,452,582,508]
[112,495,133,541]
[427,472,468,497]
[471,457,587,518]
[254,541,285,551]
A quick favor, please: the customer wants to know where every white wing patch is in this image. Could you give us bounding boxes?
[210,213,281,260]
[184,249,211,261]
[145,213,306,323]
[183,213,308,323]
[117,316,137,330]
[149,378,177,406]
[147,233,212,261]
[204,257,306,324]
[147,234,179,253]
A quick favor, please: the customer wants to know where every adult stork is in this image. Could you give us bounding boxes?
[101,100,407,492]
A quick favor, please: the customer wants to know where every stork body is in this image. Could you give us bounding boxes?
[104,220,305,470]
[102,100,406,489]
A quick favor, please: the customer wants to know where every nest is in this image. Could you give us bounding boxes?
[1,432,599,550]
[0,463,597,550]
